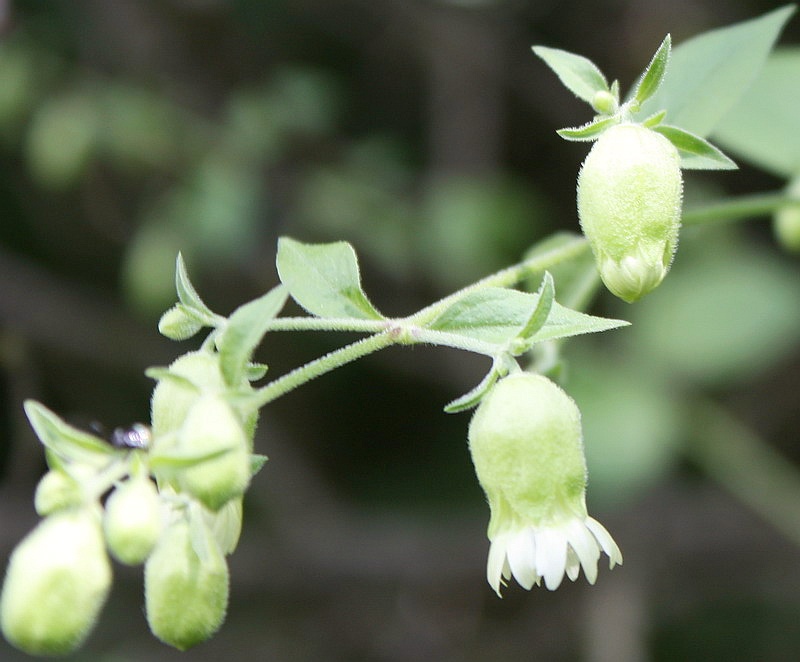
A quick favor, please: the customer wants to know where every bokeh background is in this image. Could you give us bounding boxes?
[1,1,800,660]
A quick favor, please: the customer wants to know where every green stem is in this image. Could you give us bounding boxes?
[250,235,590,407]
[682,192,800,226]
[687,401,800,548]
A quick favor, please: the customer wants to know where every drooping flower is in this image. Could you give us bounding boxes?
[468,372,622,595]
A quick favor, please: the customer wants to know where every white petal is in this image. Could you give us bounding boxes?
[566,519,601,584]
[486,536,509,596]
[585,517,623,568]
[506,529,538,590]
[534,528,567,590]
[565,546,581,581]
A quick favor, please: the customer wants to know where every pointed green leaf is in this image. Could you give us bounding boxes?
[654,125,737,170]
[426,287,628,346]
[638,6,795,137]
[24,400,116,466]
[250,453,269,476]
[217,285,288,386]
[175,253,217,322]
[276,237,384,320]
[642,109,668,128]
[713,48,800,177]
[557,116,618,141]
[532,45,609,104]
[518,272,554,339]
[631,34,671,106]
[444,363,504,414]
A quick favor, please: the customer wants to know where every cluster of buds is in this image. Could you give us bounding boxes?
[0,348,262,655]
[468,372,622,594]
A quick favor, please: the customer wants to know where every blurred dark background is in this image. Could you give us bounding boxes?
[1,1,799,660]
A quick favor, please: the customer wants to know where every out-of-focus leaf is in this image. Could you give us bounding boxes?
[638,6,794,136]
[713,48,800,177]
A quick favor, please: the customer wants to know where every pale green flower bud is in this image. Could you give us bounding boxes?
[34,470,82,516]
[150,351,226,438]
[103,478,164,565]
[1,509,112,655]
[774,176,800,252]
[468,373,621,595]
[144,517,229,650]
[176,395,250,511]
[577,123,683,302]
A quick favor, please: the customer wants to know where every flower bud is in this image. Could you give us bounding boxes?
[34,470,81,516]
[468,373,621,594]
[774,176,800,252]
[1,509,112,655]
[144,517,229,650]
[150,351,226,438]
[577,123,683,302]
[176,395,250,511]
[103,478,163,565]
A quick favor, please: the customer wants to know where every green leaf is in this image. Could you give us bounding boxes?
[443,362,504,414]
[276,237,384,320]
[642,109,667,128]
[24,400,116,466]
[713,48,800,177]
[631,34,671,106]
[654,125,737,170]
[517,272,554,339]
[250,453,269,476]
[557,116,618,141]
[637,5,795,137]
[532,45,609,104]
[426,287,628,346]
[175,253,217,322]
[216,285,288,387]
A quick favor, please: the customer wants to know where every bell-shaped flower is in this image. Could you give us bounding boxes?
[468,372,622,595]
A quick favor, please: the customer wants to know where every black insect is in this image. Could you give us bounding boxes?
[91,422,152,450]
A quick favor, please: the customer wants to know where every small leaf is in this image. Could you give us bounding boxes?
[532,45,609,104]
[444,363,504,414]
[276,237,384,320]
[654,125,737,170]
[175,253,217,321]
[517,272,554,340]
[250,454,268,476]
[245,363,269,381]
[557,116,618,141]
[631,34,671,106]
[427,287,627,346]
[638,6,795,136]
[216,285,288,387]
[24,400,116,466]
[642,109,668,128]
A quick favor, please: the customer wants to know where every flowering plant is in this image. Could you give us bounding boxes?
[2,6,799,655]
